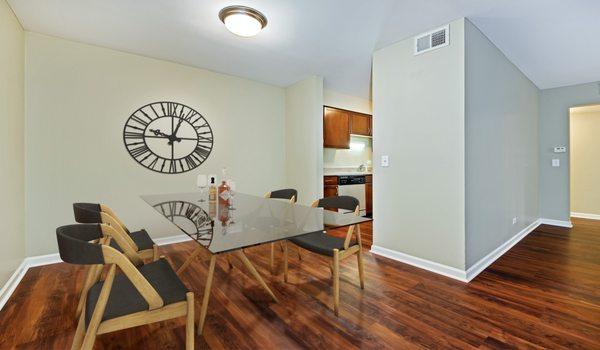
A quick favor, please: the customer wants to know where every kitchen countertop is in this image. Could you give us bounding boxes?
[323,172,372,176]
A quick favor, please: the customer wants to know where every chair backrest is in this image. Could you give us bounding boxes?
[56,224,105,265]
[73,202,131,234]
[73,203,102,224]
[314,196,361,250]
[268,189,298,202]
[56,223,163,310]
[316,196,359,212]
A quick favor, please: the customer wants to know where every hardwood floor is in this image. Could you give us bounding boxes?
[0,219,599,349]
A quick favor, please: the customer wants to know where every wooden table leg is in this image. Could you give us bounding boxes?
[198,255,216,335]
[270,242,275,274]
[177,245,204,275]
[234,250,279,303]
[283,241,289,283]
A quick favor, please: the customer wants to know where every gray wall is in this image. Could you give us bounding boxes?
[464,20,540,268]
[0,0,25,286]
[372,19,466,269]
[539,82,600,221]
[25,33,287,256]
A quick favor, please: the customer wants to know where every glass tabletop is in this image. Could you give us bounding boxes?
[140,191,371,254]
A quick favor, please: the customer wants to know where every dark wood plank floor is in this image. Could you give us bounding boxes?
[1,219,599,349]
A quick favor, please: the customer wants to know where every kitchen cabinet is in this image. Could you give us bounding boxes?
[323,106,372,149]
[365,175,372,216]
[350,112,372,136]
[323,107,350,148]
[324,176,339,197]
[323,176,338,211]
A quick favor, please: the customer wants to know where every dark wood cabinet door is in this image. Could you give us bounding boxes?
[324,185,338,197]
[323,107,350,148]
[323,185,339,212]
[365,182,372,216]
[351,113,372,136]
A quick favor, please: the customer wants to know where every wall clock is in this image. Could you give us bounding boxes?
[123,101,214,174]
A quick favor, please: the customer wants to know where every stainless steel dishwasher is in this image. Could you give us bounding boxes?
[337,175,366,216]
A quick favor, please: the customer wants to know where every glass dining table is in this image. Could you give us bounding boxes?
[141,191,372,335]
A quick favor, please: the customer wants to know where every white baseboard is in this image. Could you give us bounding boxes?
[465,219,541,281]
[570,212,600,221]
[371,219,544,283]
[0,232,192,312]
[370,245,468,282]
[0,260,29,313]
[540,218,573,228]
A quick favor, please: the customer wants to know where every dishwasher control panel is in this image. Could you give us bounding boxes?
[338,175,366,185]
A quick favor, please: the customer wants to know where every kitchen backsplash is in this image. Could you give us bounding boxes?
[323,135,372,173]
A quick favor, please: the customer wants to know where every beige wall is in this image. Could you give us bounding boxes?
[285,76,324,205]
[372,19,465,269]
[570,107,600,216]
[0,0,25,286]
[25,33,287,256]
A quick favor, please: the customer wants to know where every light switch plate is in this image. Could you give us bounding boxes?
[381,155,389,167]
[552,159,560,167]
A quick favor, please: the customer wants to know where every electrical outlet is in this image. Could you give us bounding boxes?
[512,217,517,225]
[381,155,389,167]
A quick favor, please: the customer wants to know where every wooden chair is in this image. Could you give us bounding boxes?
[264,189,298,273]
[56,224,194,350]
[73,203,159,261]
[283,195,364,316]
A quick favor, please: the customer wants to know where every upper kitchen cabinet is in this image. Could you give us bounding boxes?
[350,112,372,136]
[323,106,372,148]
[323,106,351,148]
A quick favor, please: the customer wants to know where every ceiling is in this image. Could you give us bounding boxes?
[8,0,600,99]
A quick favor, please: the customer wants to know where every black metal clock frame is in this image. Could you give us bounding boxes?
[123,101,214,174]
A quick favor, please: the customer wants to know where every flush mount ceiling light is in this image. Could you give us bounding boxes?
[219,5,267,37]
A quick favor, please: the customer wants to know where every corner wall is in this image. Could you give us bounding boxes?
[372,18,466,269]
[464,19,540,268]
[285,76,324,205]
[539,82,600,222]
[0,0,25,286]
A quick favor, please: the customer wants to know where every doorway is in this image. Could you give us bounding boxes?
[569,104,600,221]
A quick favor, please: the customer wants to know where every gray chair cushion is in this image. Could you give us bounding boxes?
[85,258,187,326]
[108,229,154,252]
[290,231,355,257]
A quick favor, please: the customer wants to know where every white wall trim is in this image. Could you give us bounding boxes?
[570,212,600,221]
[370,245,468,282]
[540,218,573,228]
[465,219,541,281]
[0,260,29,312]
[0,233,192,311]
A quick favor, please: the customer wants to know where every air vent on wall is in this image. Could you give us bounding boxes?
[414,25,449,55]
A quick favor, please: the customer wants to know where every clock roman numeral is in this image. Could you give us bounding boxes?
[130,115,149,127]
[130,144,150,158]
[124,131,144,139]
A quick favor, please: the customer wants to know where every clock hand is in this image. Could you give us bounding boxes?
[149,129,171,138]
[173,118,184,137]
